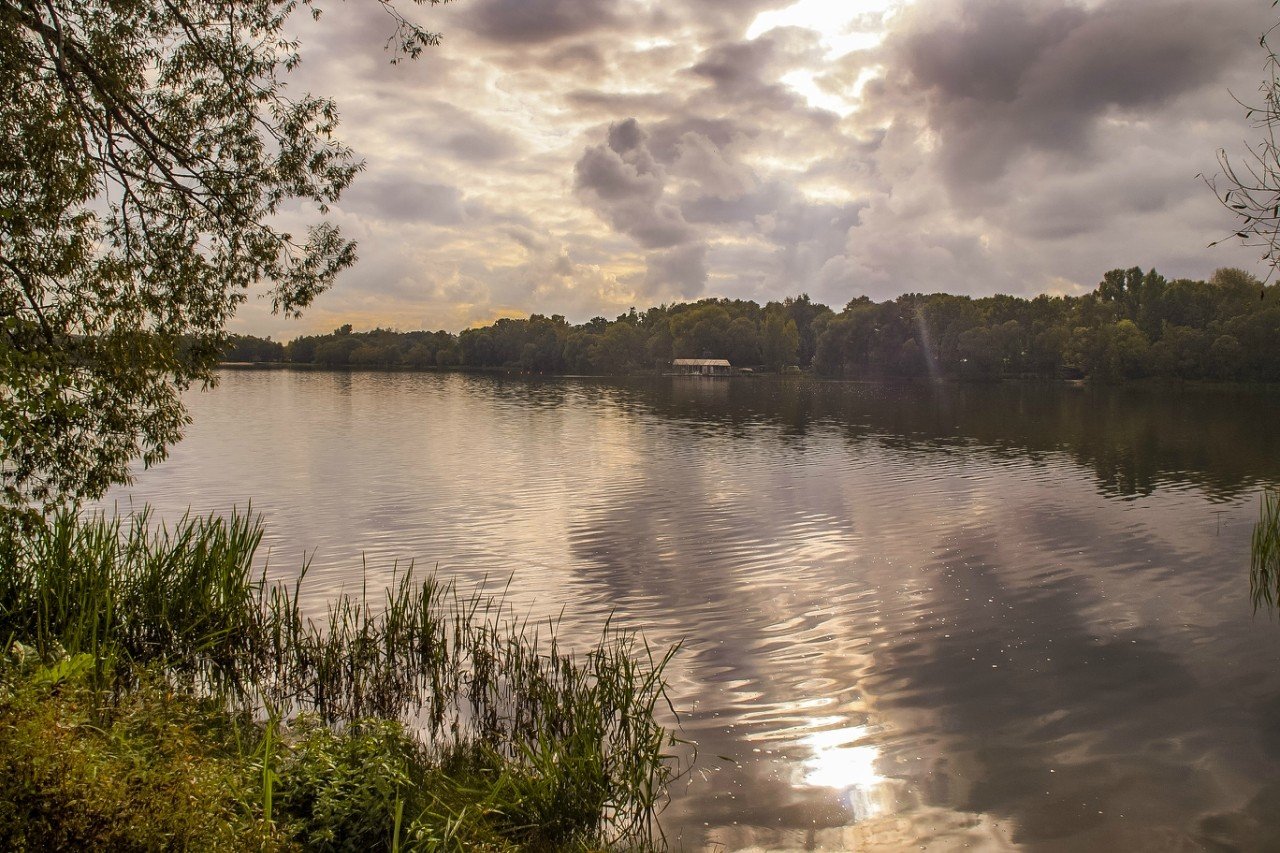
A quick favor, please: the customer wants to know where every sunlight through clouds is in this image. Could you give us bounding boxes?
[748,0,910,116]
[239,0,1267,338]
[747,0,910,57]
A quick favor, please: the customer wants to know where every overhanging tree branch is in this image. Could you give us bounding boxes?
[0,0,446,509]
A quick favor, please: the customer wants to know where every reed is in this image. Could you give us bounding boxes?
[0,509,682,849]
[0,507,264,693]
[1252,488,1280,614]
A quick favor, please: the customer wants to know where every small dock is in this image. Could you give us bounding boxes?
[672,358,732,376]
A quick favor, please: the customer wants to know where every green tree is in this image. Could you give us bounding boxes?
[562,330,599,373]
[813,299,877,378]
[222,335,285,364]
[591,321,644,374]
[0,0,441,508]
[761,310,799,372]
[1208,333,1246,379]
[957,326,1003,380]
[725,316,761,366]
[403,343,435,368]
[1070,319,1150,381]
[781,294,832,367]
[670,304,731,358]
[1147,324,1208,379]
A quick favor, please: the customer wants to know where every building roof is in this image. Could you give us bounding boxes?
[673,358,731,367]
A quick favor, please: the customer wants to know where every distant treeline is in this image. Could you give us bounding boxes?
[225,266,1280,382]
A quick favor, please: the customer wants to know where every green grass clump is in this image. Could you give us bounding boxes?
[273,715,423,851]
[0,509,682,850]
[0,507,266,694]
[1252,488,1280,613]
[0,646,287,851]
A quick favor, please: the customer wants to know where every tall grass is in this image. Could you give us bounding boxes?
[0,509,682,849]
[0,507,264,693]
[1252,488,1280,614]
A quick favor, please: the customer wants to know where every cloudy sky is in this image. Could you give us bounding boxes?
[238,0,1274,337]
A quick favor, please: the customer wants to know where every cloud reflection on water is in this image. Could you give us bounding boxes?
[104,372,1280,850]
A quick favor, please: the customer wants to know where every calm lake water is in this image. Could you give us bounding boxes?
[103,369,1280,851]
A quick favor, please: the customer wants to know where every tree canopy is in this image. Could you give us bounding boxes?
[239,266,1280,384]
[0,0,440,508]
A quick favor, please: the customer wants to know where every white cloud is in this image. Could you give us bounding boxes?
[231,0,1270,338]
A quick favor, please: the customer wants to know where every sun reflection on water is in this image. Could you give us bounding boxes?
[798,725,889,821]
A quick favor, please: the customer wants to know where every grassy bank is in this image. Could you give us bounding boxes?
[0,510,680,850]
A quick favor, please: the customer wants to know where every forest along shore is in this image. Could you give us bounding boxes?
[225,267,1280,383]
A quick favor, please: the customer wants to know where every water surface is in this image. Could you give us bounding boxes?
[104,371,1280,851]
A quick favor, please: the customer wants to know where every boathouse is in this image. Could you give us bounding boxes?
[673,358,732,376]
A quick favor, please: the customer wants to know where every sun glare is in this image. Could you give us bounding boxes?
[742,0,911,117]
[799,725,889,820]
[747,0,905,57]
[746,1,910,116]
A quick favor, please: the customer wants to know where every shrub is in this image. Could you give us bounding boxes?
[0,647,286,851]
[0,510,682,849]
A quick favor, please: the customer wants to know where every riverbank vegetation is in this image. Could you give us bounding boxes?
[2,3,685,846]
[1252,489,1280,615]
[230,266,1280,383]
[0,509,680,850]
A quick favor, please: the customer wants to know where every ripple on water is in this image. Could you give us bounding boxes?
[98,372,1280,851]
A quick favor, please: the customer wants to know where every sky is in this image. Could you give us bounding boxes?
[237,0,1275,338]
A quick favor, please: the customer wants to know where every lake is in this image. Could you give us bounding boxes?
[102,369,1280,851]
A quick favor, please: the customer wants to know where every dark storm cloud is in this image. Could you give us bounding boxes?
[885,0,1263,187]
[901,1,1084,104]
[574,117,718,296]
[576,107,866,302]
[1010,164,1184,242]
[574,118,698,249]
[607,118,645,154]
[464,0,621,44]
[689,38,783,96]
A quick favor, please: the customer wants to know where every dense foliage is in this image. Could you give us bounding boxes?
[0,654,283,851]
[244,266,1280,382]
[0,0,445,509]
[256,297,817,374]
[224,334,286,364]
[814,267,1276,382]
[0,509,680,850]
